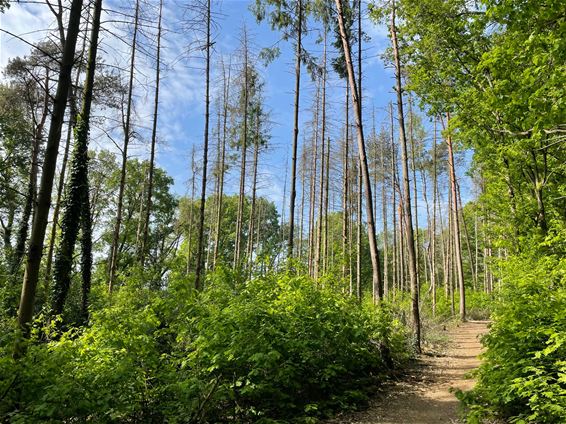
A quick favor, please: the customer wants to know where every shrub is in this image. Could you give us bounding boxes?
[459,254,566,423]
[0,270,410,423]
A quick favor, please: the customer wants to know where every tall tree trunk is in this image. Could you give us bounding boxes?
[212,59,230,268]
[51,0,102,317]
[234,34,249,269]
[391,2,420,352]
[446,113,466,321]
[314,116,325,280]
[391,130,398,296]
[342,86,349,282]
[323,138,330,274]
[335,0,383,301]
[194,0,212,290]
[307,84,319,275]
[287,0,302,258]
[431,118,438,315]
[186,146,196,274]
[140,0,163,267]
[408,96,421,287]
[18,0,84,334]
[356,155,362,300]
[246,120,260,270]
[108,0,139,292]
[45,97,76,285]
[298,145,306,263]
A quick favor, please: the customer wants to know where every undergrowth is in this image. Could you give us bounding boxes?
[0,270,412,423]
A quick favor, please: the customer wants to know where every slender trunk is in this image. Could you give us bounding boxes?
[356,155,362,300]
[342,86,349,282]
[194,0,212,289]
[446,113,466,321]
[323,139,330,274]
[307,86,319,275]
[391,132,398,296]
[287,0,302,258]
[335,0,382,301]
[108,0,139,292]
[234,38,249,269]
[408,96,421,286]
[298,146,306,262]
[18,0,84,333]
[140,0,163,267]
[391,2,420,351]
[246,121,260,270]
[213,60,230,268]
[186,148,196,274]
[314,116,325,280]
[431,119,438,314]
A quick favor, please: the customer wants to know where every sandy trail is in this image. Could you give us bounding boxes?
[329,320,489,424]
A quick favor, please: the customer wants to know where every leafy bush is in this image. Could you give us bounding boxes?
[459,254,566,423]
[0,270,411,422]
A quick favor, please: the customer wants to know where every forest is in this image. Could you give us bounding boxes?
[0,0,564,422]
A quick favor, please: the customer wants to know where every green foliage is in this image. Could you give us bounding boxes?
[459,253,566,423]
[0,271,410,422]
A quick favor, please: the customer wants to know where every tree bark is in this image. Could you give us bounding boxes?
[194,0,211,289]
[108,0,139,292]
[212,59,230,268]
[446,113,466,321]
[18,0,84,334]
[287,0,302,258]
[234,33,249,269]
[391,1,420,352]
[51,0,101,317]
[140,0,163,267]
[335,0,383,301]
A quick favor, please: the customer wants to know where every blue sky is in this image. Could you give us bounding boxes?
[0,0,472,228]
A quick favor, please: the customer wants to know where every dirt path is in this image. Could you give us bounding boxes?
[329,320,489,424]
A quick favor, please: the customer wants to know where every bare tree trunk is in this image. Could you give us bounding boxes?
[140,0,163,267]
[298,145,306,263]
[213,59,230,268]
[446,113,466,321]
[335,0,383,301]
[307,85,319,275]
[431,118,438,314]
[186,147,196,274]
[391,132,398,296]
[323,139,330,274]
[408,96,421,287]
[234,32,249,269]
[287,0,303,258]
[391,2,420,351]
[108,0,139,292]
[314,119,325,280]
[246,120,260,271]
[18,0,84,334]
[194,0,212,289]
[342,86,349,283]
[356,155,362,300]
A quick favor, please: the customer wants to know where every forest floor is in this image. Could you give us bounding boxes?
[328,320,489,424]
